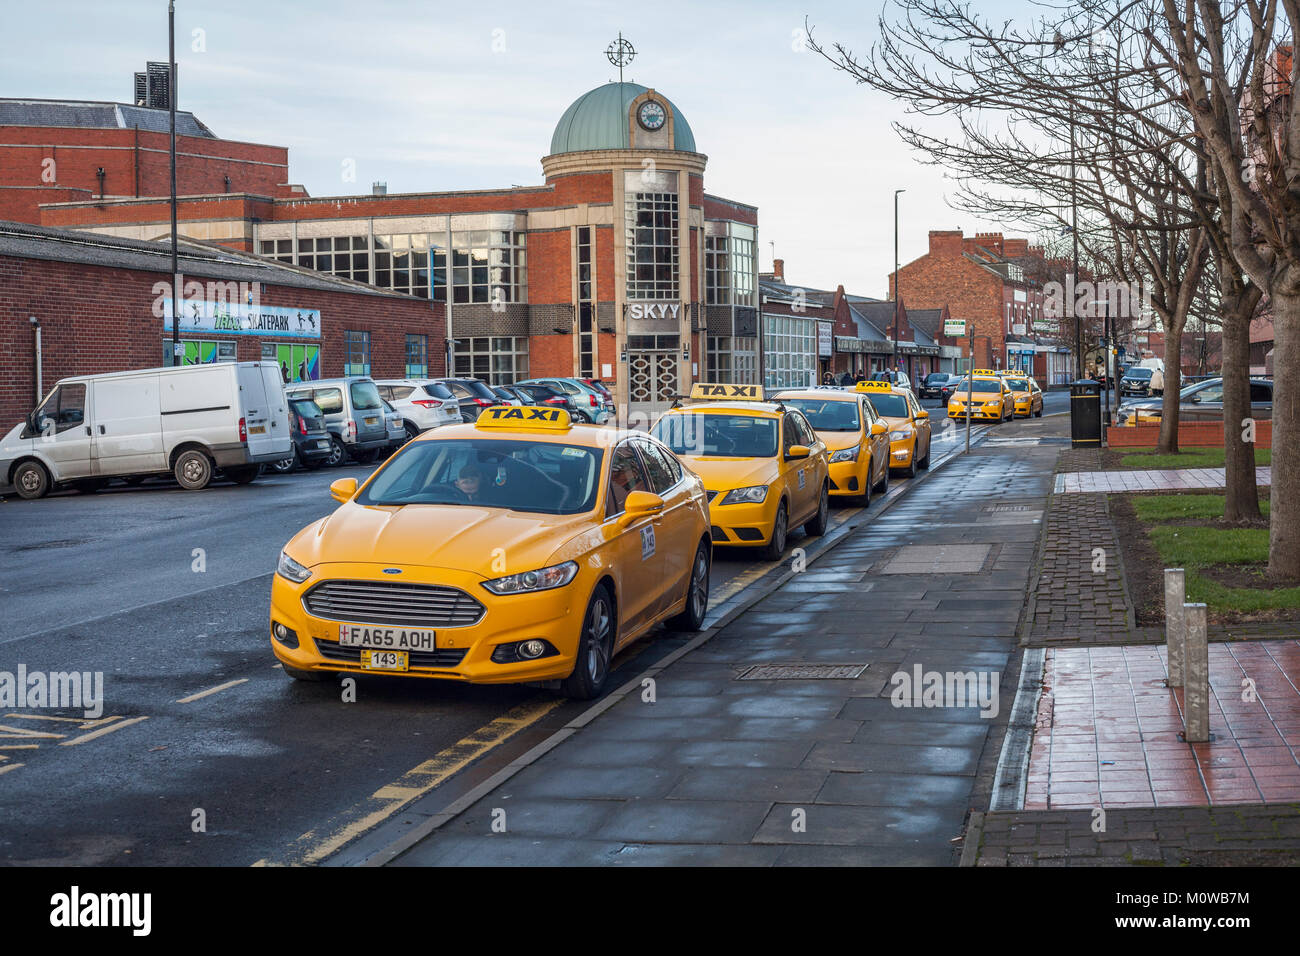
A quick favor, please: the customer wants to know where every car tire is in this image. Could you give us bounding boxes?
[268,451,298,474]
[403,422,421,441]
[573,409,593,424]
[1035,405,1043,418]
[326,435,347,467]
[13,460,51,500]
[875,458,890,494]
[667,541,710,631]
[282,664,332,682]
[560,584,616,700]
[918,438,931,469]
[857,461,874,507]
[174,449,214,491]
[226,464,261,485]
[900,443,917,479]
[760,501,789,561]
[804,483,829,536]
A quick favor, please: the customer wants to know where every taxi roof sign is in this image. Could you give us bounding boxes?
[854,380,894,393]
[475,405,572,429]
[690,383,764,401]
[971,368,1000,377]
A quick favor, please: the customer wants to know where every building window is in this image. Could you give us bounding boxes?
[705,223,756,307]
[706,335,758,384]
[762,314,817,389]
[374,233,447,301]
[705,235,729,305]
[406,334,428,378]
[260,342,321,383]
[258,239,293,264]
[453,336,529,385]
[163,339,237,367]
[300,235,370,283]
[450,231,526,305]
[343,331,370,376]
[625,186,679,300]
[577,227,594,379]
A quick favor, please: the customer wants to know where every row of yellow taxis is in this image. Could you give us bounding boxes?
[267,377,942,699]
[947,369,1044,421]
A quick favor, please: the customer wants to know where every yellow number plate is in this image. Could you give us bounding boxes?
[249,425,266,435]
[361,649,408,671]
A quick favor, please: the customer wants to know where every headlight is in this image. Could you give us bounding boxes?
[719,485,769,506]
[889,429,910,441]
[482,560,578,595]
[829,446,859,463]
[277,551,312,584]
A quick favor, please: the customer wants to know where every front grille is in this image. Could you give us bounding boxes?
[314,640,467,669]
[303,580,485,627]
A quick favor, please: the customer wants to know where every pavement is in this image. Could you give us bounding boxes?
[381,416,1066,866]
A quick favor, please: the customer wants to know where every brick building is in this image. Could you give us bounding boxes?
[13,75,761,417]
[891,230,1073,384]
[0,222,441,429]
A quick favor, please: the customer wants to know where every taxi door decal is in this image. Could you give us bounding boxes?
[798,469,806,490]
[641,525,656,561]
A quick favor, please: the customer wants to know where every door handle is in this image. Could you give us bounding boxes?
[85,426,92,436]
[99,425,106,434]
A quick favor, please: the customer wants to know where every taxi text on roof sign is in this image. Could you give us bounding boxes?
[971,369,1000,377]
[854,380,894,393]
[690,383,764,400]
[475,405,572,429]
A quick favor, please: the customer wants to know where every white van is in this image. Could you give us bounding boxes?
[0,362,291,499]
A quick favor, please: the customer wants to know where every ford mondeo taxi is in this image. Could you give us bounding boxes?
[855,380,933,478]
[772,387,890,505]
[651,384,829,560]
[947,371,1015,423]
[270,405,712,700]
[1000,372,1043,418]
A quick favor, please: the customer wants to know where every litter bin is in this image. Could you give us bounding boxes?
[1070,378,1102,448]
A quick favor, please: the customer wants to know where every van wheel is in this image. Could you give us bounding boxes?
[226,465,261,485]
[174,449,213,490]
[561,584,616,700]
[13,461,50,500]
[326,436,347,467]
[668,541,711,631]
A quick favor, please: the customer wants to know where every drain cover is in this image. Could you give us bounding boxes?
[984,505,1030,513]
[737,663,867,680]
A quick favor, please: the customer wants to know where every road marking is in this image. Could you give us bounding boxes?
[176,678,249,704]
[0,763,24,776]
[0,745,40,751]
[3,713,122,730]
[255,696,563,866]
[0,724,65,740]
[59,716,149,747]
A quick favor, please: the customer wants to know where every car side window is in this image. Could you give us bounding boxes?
[448,382,471,398]
[375,385,392,401]
[860,399,877,426]
[635,439,678,494]
[36,383,86,434]
[606,443,651,518]
[782,414,799,454]
[791,411,817,447]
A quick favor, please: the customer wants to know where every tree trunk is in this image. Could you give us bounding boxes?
[1221,288,1261,521]
[1156,324,1183,454]
[1269,290,1300,580]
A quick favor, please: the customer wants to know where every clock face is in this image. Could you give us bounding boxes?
[637,100,667,131]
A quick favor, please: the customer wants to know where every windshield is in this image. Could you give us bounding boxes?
[951,379,1002,394]
[652,413,779,458]
[780,398,860,431]
[865,393,909,417]
[925,374,948,384]
[460,380,500,401]
[1126,368,1153,379]
[350,381,382,410]
[291,399,322,419]
[1004,378,1029,390]
[357,439,604,514]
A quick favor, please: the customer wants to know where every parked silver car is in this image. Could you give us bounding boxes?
[285,377,390,466]
[375,379,462,438]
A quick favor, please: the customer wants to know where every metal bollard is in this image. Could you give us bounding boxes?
[1182,603,1209,743]
[1164,568,1186,687]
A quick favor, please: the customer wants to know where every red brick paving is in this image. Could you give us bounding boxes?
[1025,641,1300,809]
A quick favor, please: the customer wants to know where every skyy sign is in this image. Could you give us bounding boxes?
[627,301,683,333]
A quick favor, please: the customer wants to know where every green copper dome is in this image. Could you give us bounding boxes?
[549,82,696,155]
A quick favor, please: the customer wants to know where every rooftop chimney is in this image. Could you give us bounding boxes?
[133,62,173,110]
[773,258,785,283]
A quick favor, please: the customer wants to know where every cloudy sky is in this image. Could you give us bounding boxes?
[1,0,1039,296]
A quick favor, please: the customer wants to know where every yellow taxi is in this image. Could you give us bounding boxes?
[947,370,1015,423]
[651,384,830,560]
[855,380,933,478]
[999,371,1044,418]
[772,387,891,505]
[269,405,711,700]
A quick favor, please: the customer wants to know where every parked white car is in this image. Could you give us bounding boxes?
[0,361,290,499]
[374,379,463,438]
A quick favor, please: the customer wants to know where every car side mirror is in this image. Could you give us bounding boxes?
[870,422,887,437]
[916,409,929,420]
[329,477,358,502]
[786,444,811,460]
[618,490,664,526]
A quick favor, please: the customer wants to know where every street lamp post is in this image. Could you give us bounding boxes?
[168,1,180,367]
[893,188,905,378]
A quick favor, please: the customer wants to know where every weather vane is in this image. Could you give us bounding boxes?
[606,32,635,85]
